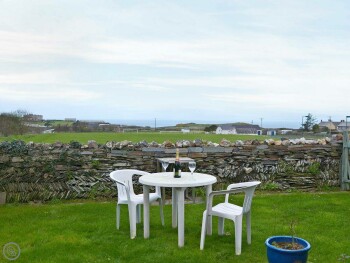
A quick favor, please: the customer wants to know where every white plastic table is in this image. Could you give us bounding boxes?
[139,172,217,247]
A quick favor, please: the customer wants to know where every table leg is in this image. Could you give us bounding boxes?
[161,187,165,203]
[177,187,186,247]
[205,184,212,235]
[172,188,177,228]
[143,185,150,239]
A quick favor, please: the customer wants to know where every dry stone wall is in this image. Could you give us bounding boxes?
[0,138,344,203]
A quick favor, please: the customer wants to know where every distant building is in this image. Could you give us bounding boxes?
[318,118,349,132]
[181,129,190,133]
[337,120,350,132]
[235,125,260,134]
[216,124,260,135]
[267,130,277,136]
[216,125,237,134]
[319,119,339,131]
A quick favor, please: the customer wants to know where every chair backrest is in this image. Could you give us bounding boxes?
[109,169,150,201]
[226,181,261,214]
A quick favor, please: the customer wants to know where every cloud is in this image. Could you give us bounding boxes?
[0,70,67,84]
[0,87,101,102]
[0,30,77,63]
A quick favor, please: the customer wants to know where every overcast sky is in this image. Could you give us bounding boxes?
[0,0,349,127]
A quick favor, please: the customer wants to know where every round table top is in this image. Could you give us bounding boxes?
[139,172,217,188]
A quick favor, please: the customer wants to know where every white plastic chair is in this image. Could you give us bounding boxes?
[110,169,164,239]
[200,181,261,255]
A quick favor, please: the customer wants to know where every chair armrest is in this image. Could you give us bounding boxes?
[225,181,261,203]
[114,179,127,187]
[113,179,131,202]
[207,187,246,214]
[227,181,260,190]
[209,188,246,198]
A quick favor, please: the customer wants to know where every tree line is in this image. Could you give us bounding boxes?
[0,110,29,136]
[0,110,126,136]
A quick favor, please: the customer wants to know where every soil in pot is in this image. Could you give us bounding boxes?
[271,241,304,250]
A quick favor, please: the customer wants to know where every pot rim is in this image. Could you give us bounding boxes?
[265,236,311,253]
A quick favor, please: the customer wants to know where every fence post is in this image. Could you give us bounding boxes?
[340,131,350,190]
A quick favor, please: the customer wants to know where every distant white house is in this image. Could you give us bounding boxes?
[267,130,277,136]
[216,125,237,134]
[216,124,261,135]
[181,129,190,133]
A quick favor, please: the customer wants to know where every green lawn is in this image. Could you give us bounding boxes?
[0,132,270,144]
[1,192,349,262]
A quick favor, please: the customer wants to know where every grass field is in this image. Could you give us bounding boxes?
[0,192,349,262]
[0,132,271,144]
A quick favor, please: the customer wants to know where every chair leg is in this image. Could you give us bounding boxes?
[234,216,243,255]
[159,198,165,226]
[192,187,196,204]
[218,217,225,236]
[128,204,137,239]
[200,211,208,250]
[246,211,251,244]
[136,204,142,224]
[206,214,212,235]
[185,188,189,200]
[172,189,177,228]
[116,204,120,229]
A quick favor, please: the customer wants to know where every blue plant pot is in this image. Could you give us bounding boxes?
[265,236,311,263]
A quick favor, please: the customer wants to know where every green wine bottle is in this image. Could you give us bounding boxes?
[174,148,181,178]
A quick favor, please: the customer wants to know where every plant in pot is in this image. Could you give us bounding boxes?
[265,220,311,263]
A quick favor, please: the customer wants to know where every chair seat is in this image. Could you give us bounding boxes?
[211,203,243,220]
[118,193,161,205]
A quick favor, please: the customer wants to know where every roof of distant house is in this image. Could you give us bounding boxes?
[337,121,349,127]
[236,127,259,134]
[217,124,236,130]
[319,119,343,127]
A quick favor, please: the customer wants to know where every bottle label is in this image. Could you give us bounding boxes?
[174,161,181,178]
[174,148,181,178]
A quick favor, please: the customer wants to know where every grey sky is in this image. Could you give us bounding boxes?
[1,0,349,127]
